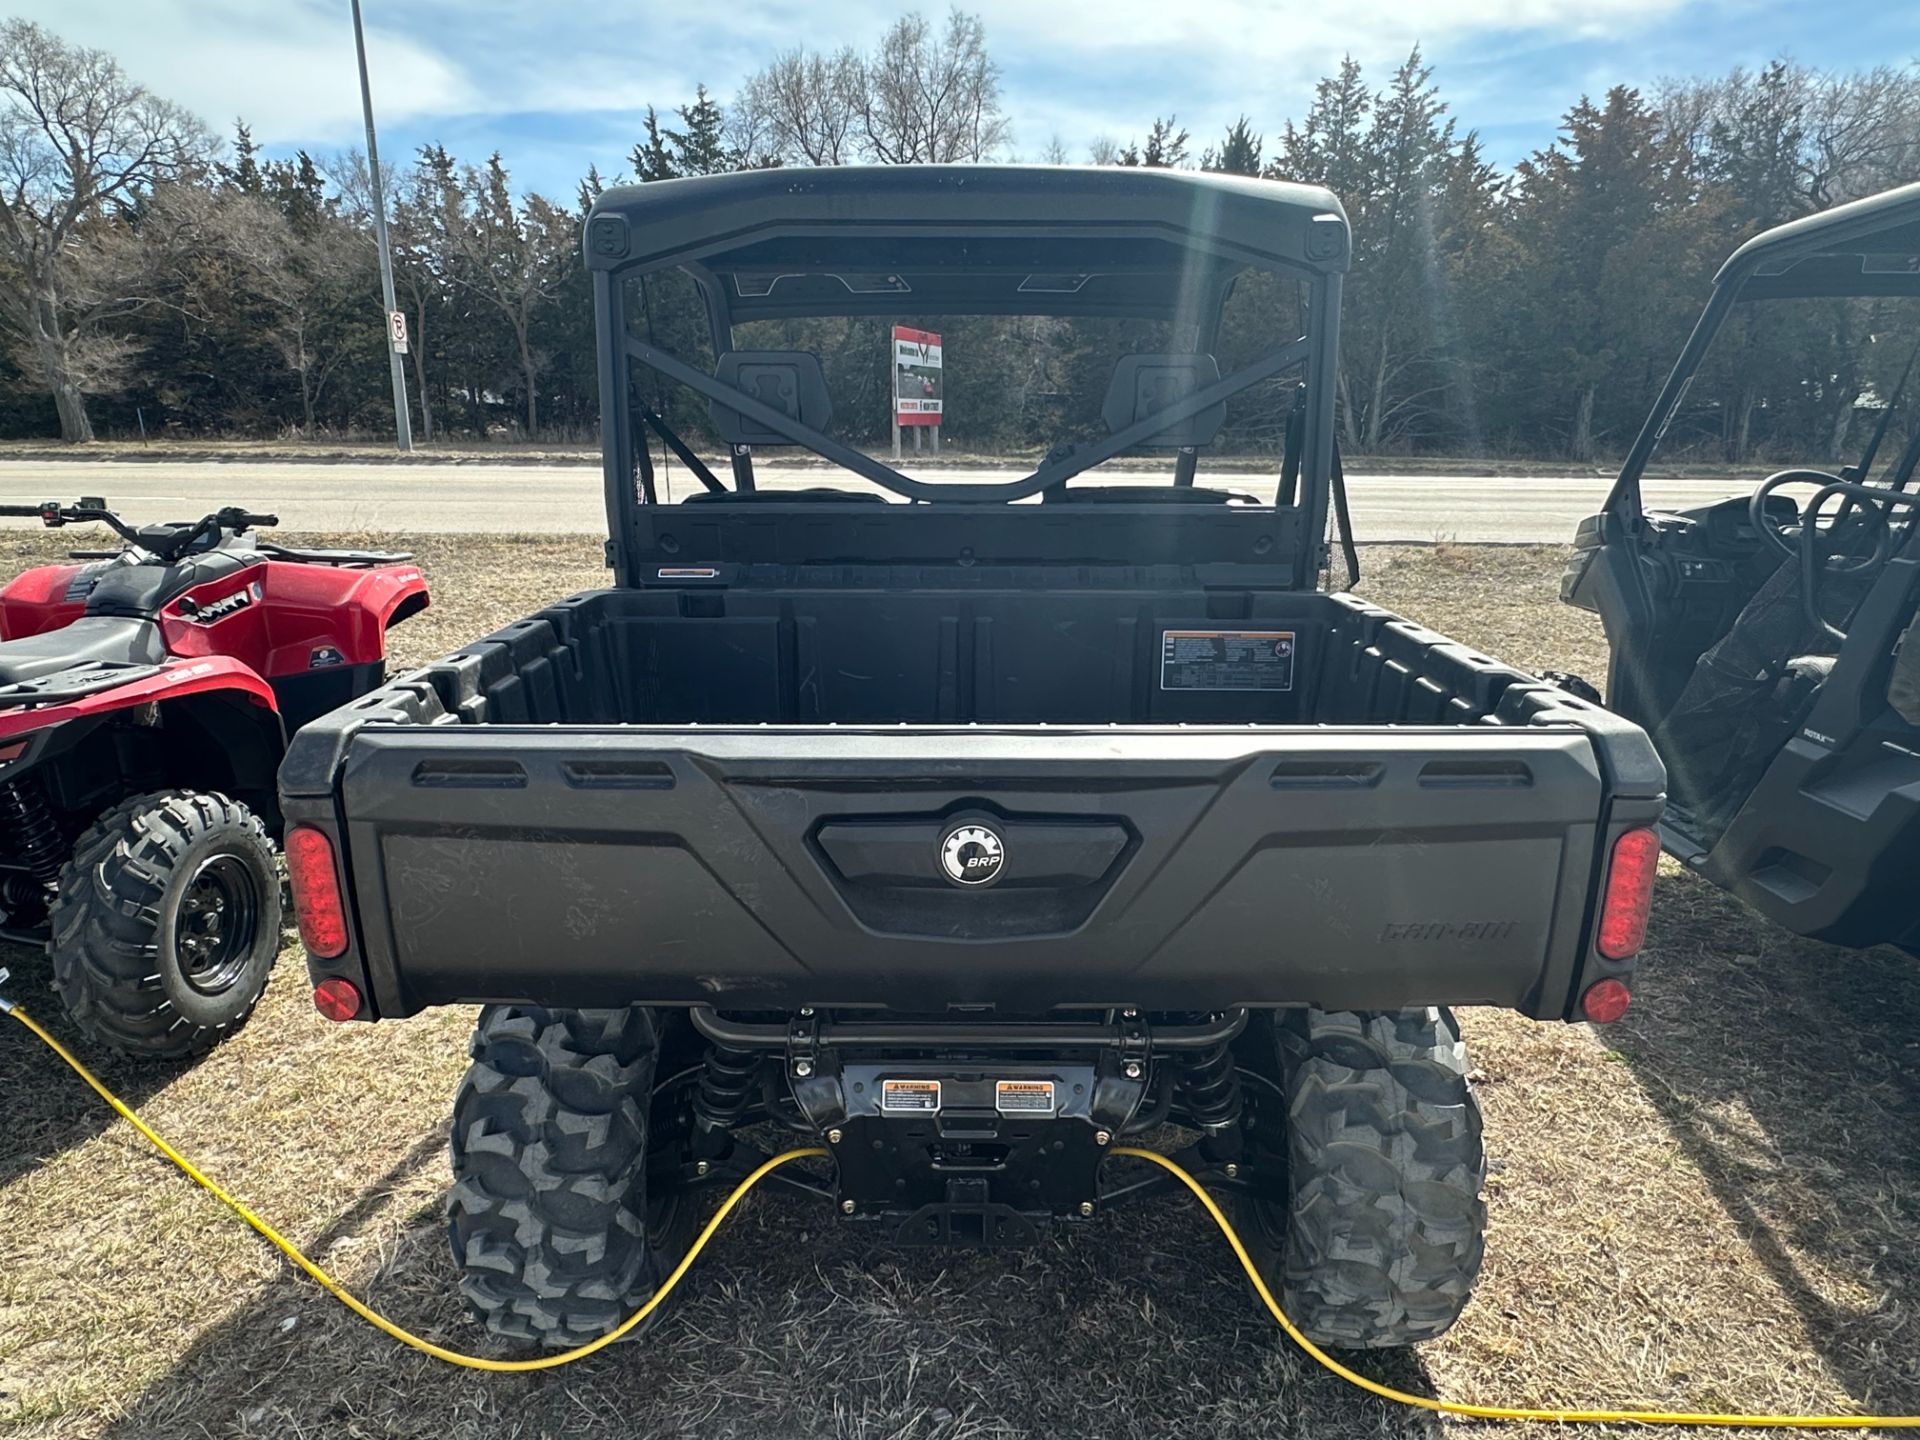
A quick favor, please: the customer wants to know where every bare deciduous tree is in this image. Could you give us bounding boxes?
[0,20,211,440]
[736,47,862,165]
[219,196,360,435]
[856,9,1010,163]
[733,10,1009,168]
[327,146,444,440]
[1804,64,1920,206]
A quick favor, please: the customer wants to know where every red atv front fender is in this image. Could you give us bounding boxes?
[0,655,278,745]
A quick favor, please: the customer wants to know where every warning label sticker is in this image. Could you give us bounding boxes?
[881,1079,941,1113]
[995,1080,1057,1115]
[1160,630,1296,691]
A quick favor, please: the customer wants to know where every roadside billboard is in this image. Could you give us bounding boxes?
[893,326,943,427]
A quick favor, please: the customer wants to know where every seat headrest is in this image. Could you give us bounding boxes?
[1101,353,1226,448]
[708,351,832,446]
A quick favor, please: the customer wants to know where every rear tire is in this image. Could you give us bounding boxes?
[1241,1007,1486,1348]
[49,791,281,1060]
[447,1005,695,1348]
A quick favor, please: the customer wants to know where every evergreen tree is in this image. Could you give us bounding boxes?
[1346,49,1457,448]
[631,108,678,182]
[1118,117,1190,168]
[666,85,736,175]
[1707,61,1812,227]
[1508,87,1705,460]
[1203,117,1263,176]
[219,121,263,194]
[576,163,607,215]
[265,151,329,232]
[1276,57,1374,199]
[631,87,744,182]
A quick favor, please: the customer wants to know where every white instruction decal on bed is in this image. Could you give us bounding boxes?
[1160,630,1296,691]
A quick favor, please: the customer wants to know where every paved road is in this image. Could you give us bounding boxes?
[0,458,1746,543]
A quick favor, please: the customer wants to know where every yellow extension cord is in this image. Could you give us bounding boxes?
[7,998,1919,1427]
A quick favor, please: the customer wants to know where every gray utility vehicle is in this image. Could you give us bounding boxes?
[1565,181,1920,954]
[280,167,1663,1350]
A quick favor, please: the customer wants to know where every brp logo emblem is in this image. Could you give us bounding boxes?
[940,822,1005,888]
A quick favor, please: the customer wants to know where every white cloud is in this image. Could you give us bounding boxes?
[9,0,474,142]
[975,0,1695,166]
[3,0,1711,189]
[977,0,1686,58]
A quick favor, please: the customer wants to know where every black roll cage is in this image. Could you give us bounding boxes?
[618,325,1315,505]
[1606,180,1920,524]
[1589,181,1920,662]
[583,166,1349,588]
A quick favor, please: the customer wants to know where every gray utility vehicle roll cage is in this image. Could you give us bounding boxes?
[1567,180,1920,953]
[581,165,1349,580]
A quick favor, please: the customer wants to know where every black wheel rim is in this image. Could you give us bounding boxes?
[645,1074,695,1255]
[175,854,262,996]
[646,1187,683,1252]
[1246,1191,1290,1252]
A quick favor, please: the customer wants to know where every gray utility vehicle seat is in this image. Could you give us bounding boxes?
[693,350,881,504]
[1046,354,1242,505]
[0,617,169,687]
[1102,354,1226,447]
[708,351,832,446]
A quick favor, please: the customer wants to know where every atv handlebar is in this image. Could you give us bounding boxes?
[0,500,127,534]
[0,500,279,560]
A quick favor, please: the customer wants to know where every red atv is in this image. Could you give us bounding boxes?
[0,498,427,1058]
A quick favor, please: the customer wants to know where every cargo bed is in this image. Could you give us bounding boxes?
[280,582,1662,1021]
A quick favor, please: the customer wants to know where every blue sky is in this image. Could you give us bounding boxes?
[18,0,1920,199]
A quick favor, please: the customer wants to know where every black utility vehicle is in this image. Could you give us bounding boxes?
[1565,181,1920,954]
[282,167,1663,1351]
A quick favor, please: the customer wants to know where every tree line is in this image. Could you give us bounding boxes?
[1,11,1917,464]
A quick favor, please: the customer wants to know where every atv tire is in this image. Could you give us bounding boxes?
[447,1005,695,1348]
[1244,1007,1486,1349]
[50,791,282,1060]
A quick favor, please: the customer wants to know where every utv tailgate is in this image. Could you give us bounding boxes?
[324,725,1618,1019]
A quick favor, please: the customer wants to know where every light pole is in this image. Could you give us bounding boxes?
[351,0,413,452]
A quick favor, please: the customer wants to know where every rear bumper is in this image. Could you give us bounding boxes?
[287,723,1659,1020]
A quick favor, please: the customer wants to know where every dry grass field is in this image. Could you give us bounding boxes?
[2,531,1918,1439]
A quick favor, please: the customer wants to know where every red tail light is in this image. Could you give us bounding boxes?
[1596,826,1659,960]
[285,825,349,959]
[313,977,362,1022]
[1581,978,1632,1023]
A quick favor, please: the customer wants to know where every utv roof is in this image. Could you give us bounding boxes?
[1719,179,1920,300]
[582,164,1350,321]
